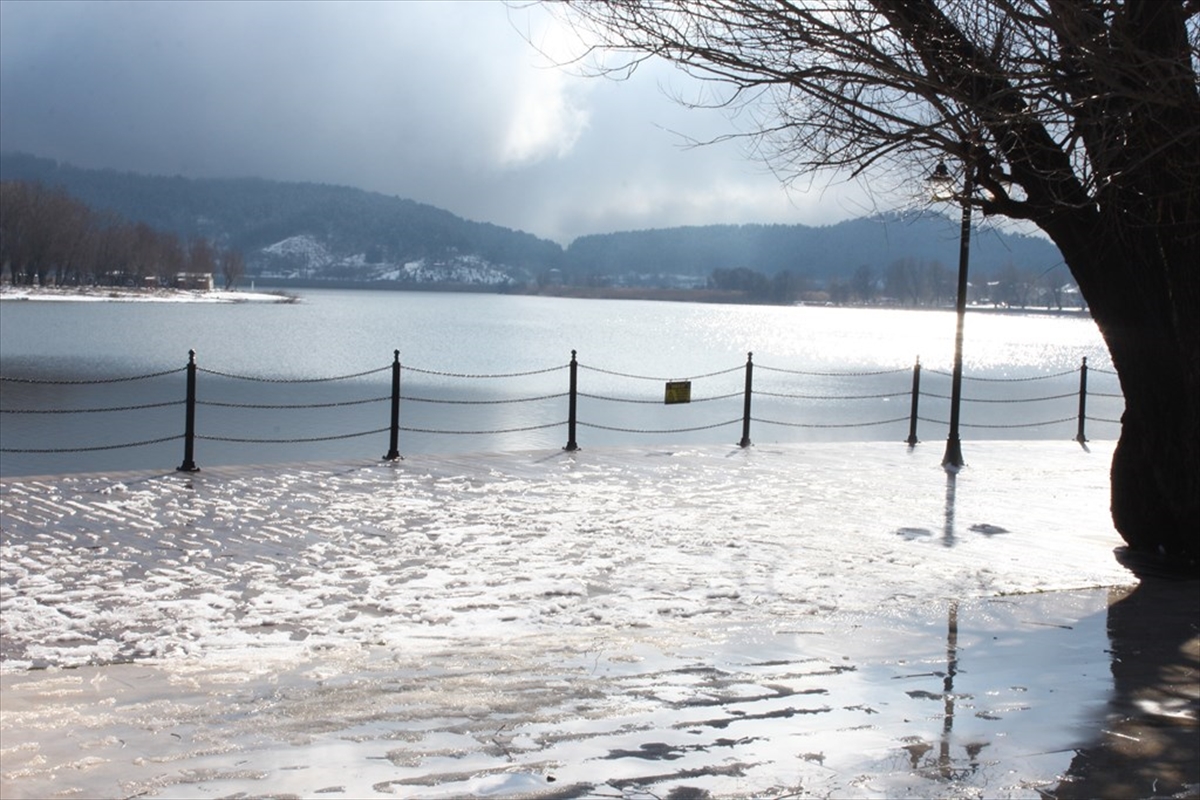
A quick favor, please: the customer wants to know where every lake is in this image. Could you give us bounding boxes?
[0,289,1123,476]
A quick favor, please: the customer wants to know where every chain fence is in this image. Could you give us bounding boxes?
[0,349,1124,472]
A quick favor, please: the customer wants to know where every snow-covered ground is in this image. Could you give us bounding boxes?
[1,441,1187,798]
[258,233,516,285]
[0,286,293,303]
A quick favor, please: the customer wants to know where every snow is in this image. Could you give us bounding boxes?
[2,441,1131,672]
[262,234,334,266]
[0,441,1164,798]
[0,286,293,304]
[400,255,513,285]
[257,235,515,284]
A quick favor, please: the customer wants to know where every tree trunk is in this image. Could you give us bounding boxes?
[1053,224,1200,572]
[1107,325,1199,570]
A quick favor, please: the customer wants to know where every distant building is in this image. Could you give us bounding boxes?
[174,273,214,291]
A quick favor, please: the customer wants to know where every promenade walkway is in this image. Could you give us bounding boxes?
[2,442,1195,798]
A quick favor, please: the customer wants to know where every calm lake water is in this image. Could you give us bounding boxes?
[0,289,1122,476]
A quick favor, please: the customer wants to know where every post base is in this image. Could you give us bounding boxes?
[942,436,964,470]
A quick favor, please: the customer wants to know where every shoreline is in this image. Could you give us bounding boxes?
[3,280,1093,316]
[256,278,1093,314]
[0,285,297,304]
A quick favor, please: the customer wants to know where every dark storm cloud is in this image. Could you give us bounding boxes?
[0,0,867,242]
[2,3,495,178]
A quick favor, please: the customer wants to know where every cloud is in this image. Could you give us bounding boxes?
[0,0,869,243]
[493,6,593,168]
[496,69,590,168]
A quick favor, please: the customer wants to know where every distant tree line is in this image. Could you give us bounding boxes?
[0,180,244,289]
[708,259,1082,309]
[868,258,1080,309]
[707,267,811,303]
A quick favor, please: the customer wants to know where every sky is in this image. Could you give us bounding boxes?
[0,0,878,244]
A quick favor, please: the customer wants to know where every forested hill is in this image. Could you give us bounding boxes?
[0,152,565,284]
[565,217,1062,285]
[2,152,1063,293]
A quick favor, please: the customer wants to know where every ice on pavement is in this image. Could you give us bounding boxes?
[1,441,1143,798]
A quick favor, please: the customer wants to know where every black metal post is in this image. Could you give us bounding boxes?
[739,352,753,448]
[384,349,402,460]
[907,356,922,447]
[943,168,974,470]
[1075,356,1089,445]
[177,349,199,472]
[564,349,579,451]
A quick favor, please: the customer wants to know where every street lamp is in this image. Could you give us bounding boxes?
[929,159,974,470]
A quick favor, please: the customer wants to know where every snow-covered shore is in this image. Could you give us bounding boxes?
[1,442,1195,798]
[0,285,296,303]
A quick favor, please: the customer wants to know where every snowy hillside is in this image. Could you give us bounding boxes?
[256,234,519,286]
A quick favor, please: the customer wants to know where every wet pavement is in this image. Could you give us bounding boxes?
[1,442,1196,798]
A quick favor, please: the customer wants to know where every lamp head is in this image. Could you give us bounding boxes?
[929,161,957,201]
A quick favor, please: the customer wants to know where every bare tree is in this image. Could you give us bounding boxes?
[186,237,216,288]
[0,181,69,285]
[884,257,929,305]
[48,192,95,286]
[1039,265,1071,311]
[89,210,134,284]
[0,181,206,289]
[126,222,161,285]
[220,248,246,290]
[158,233,186,285]
[850,264,875,303]
[550,0,1199,566]
[0,181,33,283]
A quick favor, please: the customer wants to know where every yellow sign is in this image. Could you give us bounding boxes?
[664,381,692,404]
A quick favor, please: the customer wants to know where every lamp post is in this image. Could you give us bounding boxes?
[929,160,974,470]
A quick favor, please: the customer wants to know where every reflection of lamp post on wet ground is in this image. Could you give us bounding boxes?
[929,159,974,470]
[940,599,959,777]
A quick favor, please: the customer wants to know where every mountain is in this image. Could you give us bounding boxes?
[0,152,564,286]
[1,152,1064,292]
[565,216,1062,285]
